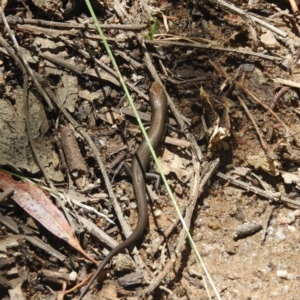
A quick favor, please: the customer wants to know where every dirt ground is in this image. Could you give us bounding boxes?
[1,0,300,299]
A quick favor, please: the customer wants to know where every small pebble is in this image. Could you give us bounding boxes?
[287,225,296,233]
[97,138,106,147]
[276,228,286,241]
[277,270,288,279]
[69,271,77,281]
[154,209,163,217]
[130,202,137,209]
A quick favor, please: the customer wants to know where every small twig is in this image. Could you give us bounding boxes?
[23,74,51,184]
[94,57,149,101]
[273,78,300,89]
[0,187,14,202]
[76,214,119,250]
[251,173,274,193]
[108,151,127,169]
[52,135,71,185]
[71,199,115,225]
[0,36,25,72]
[149,207,186,256]
[39,52,85,75]
[145,40,282,62]
[237,95,268,153]
[174,158,219,299]
[261,206,278,245]
[54,195,79,235]
[0,15,146,30]
[176,158,219,254]
[175,159,200,255]
[159,285,178,299]
[217,172,300,207]
[291,108,300,116]
[186,132,204,162]
[270,86,290,110]
[236,82,289,132]
[114,49,144,70]
[141,254,176,295]
[289,0,299,14]
[167,75,212,85]
[164,136,191,148]
[16,24,82,38]
[201,115,210,140]
[209,59,231,80]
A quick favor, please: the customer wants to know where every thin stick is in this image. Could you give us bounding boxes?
[141,255,176,295]
[22,75,51,183]
[0,16,146,30]
[236,82,289,132]
[237,95,268,153]
[217,172,300,207]
[145,40,282,61]
[261,206,278,245]
[0,187,14,202]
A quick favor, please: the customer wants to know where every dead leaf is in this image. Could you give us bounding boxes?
[246,151,281,176]
[0,171,98,265]
[158,148,193,183]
